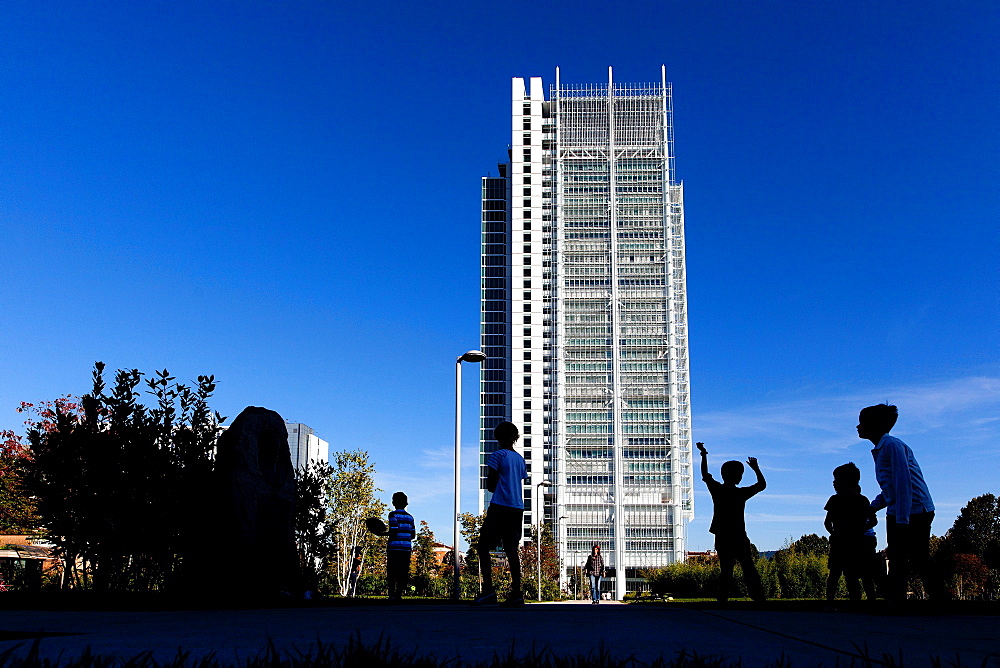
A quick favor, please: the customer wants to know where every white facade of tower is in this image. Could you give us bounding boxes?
[285,422,329,470]
[480,67,692,599]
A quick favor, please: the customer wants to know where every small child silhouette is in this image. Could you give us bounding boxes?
[385,492,415,601]
[824,463,878,602]
[698,442,766,602]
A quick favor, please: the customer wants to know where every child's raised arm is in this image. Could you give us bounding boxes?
[697,442,710,481]
[747,456,766,490]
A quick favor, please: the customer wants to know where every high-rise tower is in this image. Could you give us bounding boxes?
[480,67,692,599]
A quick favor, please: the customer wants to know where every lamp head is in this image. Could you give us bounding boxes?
[459,350,487,363]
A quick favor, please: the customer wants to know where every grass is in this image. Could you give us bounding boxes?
[3,591,998,616]
[627,598,1000,615]
[0,633,994,668]
[0,591,475,611]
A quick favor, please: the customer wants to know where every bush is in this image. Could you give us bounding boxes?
[757,557,781,599]
[644,562,718,598]
[523,574,562,601]
[353,573,386,596]
[645,548,835,600]
[774,550,828,598]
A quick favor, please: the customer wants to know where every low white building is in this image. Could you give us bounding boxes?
[285,422,329,470]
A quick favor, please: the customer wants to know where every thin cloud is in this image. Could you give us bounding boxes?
[418,446,454,470]
[695,376,1000,455]
[759,493,829,504]
[747,513,825,523]
[375,470,452,505]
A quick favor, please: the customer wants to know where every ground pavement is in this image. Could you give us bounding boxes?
[0,599,998,666]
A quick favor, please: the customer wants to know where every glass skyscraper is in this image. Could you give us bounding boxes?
[480,67,692,599]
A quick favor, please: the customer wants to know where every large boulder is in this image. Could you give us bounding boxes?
[212,406,300,597]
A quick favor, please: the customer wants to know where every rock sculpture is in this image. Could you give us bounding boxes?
[212,406,300,597]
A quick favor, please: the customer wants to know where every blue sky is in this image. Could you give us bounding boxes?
[2,1,997,553]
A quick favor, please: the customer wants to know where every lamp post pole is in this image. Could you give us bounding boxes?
[535,480,552,601]
[576,560,579,600]
[454,350,486,601]
[558,515,569,598]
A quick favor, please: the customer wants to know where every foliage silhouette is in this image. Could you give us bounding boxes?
[946,494,1000,569]
[19,362,224,591]
[294,459,336,593]
[0,429,38,533]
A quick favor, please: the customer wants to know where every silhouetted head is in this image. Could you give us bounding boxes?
[721,460,744,484]
[833,479,862,495]
[832,462,861,484]
[592,544,601,555]
[858,404,897,441]
[392,492,408,509]
[494,421,520,448]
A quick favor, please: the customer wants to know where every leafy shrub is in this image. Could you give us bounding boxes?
[774,550,828,598]
[354,573,386,596]
[643,561,718,598]
[645,544,834,600]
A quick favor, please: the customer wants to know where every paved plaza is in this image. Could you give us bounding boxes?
[0,600,998,666]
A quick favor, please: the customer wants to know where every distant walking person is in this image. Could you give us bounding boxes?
[386,492,415,601]
[347,546,364,597]
[698,442,767,603]
[857,403,937,601]
[584,544,605,604]
[824,463,878,602]
[473,421,529,608]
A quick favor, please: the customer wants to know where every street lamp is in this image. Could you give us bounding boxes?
[454,349,486,601]
[535,480,552,601]
[558,515,569,598]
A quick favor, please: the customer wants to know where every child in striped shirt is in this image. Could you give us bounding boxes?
[386,492,415,601]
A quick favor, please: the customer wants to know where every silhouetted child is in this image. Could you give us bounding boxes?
[824,463,877,602]
[857,403,938,600]
[473,421,528,608]
[386,492,415,601]
[698,442,766,602]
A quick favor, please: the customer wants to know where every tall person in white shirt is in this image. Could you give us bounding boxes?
[472,421,529,607]
[857,403,938,601]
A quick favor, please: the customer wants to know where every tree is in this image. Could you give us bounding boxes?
[0,430,38,533]
[520,522,560,600]
[295,460,336,592]
[948,553,989,600]
[458,511,487,598]
[788,533,830,556]
[326,449,386,596]
[458,511,485,578]
[412,521,438,596]
[946,494,1000,568]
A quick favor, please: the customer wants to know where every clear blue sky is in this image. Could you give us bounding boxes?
[2,1,997,553]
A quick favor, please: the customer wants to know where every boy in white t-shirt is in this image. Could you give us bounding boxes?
[472,421,528,607]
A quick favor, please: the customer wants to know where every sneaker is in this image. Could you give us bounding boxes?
[500,597,525,608]
[471,591,498,606]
